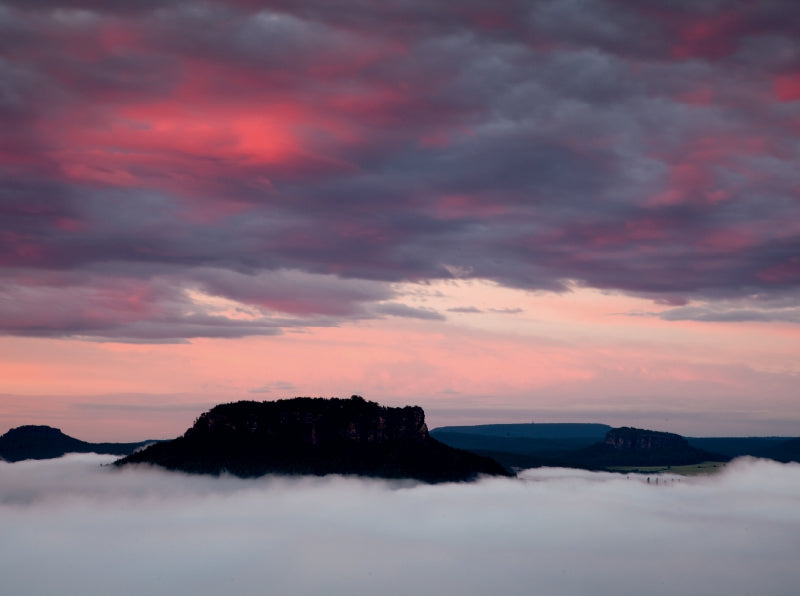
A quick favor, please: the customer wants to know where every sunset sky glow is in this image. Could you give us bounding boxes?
[1,0,799,440]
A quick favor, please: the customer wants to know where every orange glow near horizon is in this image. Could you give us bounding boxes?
[2,284,798,441]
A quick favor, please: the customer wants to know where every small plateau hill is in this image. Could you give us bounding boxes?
[0,425,154,462]
[116,396,511,482]
[564,427,730,469]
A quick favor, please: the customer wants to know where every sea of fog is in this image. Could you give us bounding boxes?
[1,455,799,596]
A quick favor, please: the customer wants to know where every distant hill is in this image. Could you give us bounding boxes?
[0,425,155,462]
[116,396,512,482]
[563,427,729,469]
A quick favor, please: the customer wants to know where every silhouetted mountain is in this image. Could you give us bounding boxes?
[116,396,512,482]
[558,427,730,469]
[0,425,155,462]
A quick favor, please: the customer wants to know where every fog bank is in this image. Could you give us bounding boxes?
[1,456,799,596]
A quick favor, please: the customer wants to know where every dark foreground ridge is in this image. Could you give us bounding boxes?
[115,396,512,482]
[0,425,154,462]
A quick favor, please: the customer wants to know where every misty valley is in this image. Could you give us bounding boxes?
[2,397,800,595]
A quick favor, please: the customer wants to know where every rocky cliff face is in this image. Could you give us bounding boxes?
[604,427,688,452]
[185,396,429,446]
[117,396,511,482]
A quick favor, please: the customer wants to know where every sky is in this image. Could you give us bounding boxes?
[1,0,799,440]
[2,454,800,595]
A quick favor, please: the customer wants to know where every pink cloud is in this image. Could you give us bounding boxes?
[758,257,800,284]
[697,228,757,252]
[773,74,800,102]
[676,86,715,106]
[670,10,744,60]
[0,232,47,266]
[432,194,509,220]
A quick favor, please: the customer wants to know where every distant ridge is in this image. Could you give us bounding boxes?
[0,425,155,462]
[432,424,735,470]
[116,396,512,482]
[432,423,612,439]
[754,437,800,463]
[431,423,611,468]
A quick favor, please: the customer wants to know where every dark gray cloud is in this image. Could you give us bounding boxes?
[248,381,297,394]
[447,306,483,313]
[490,307,523,314]
[372,302,446,321]
[0,455,799,595]
[0,265,411,341]
[446,306,524,314]
[659,305,800,324]
[1,0,799,339]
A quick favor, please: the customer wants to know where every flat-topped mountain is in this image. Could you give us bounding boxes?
[116,396,511,482]
[0,425,154,462]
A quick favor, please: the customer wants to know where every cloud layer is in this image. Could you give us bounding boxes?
[2,0,800,340]
[1,454,799,595]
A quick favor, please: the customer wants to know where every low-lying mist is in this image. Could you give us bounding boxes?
[1,455,798,596]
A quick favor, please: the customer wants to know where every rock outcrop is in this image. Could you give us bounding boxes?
[604,427,689,452]
[116,396,512,482]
